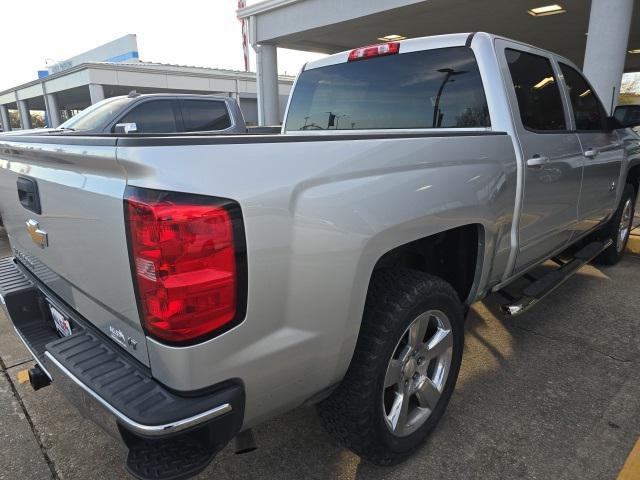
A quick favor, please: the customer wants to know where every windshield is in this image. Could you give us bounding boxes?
[59,96,132,131]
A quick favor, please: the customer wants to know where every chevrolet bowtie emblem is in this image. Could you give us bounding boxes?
[26,219,48,249]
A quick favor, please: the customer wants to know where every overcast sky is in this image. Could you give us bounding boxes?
[0,0,326,91]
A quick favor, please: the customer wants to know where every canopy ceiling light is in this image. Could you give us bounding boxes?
[377,34,407,42]
[533,76,555,89]
[528,4,565,16]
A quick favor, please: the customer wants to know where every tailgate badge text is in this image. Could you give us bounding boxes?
[108,326,138,350]
[109,326,127,345]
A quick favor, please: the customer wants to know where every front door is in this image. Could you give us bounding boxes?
[558,62,624,235]
[498,43,584,273]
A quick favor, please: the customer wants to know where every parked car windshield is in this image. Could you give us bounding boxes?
[285,46,490,131]
[59,97,132,131]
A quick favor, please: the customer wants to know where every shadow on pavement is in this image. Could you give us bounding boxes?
[0,222,638,479]
[201,259,639,480]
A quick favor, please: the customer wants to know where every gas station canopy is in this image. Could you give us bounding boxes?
[239,0,640,124]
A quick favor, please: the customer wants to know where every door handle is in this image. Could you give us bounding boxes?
[526,155,549,169]
[584,148,599,158]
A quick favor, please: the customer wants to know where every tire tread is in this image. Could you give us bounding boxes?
[317,268,463,465]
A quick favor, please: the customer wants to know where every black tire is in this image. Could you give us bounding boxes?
[317,269,464,465]
[595,183,636,265]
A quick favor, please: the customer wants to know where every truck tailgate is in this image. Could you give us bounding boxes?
[0,137,148,366]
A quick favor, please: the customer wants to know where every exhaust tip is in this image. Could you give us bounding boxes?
[28,365,51,391]
[234,429,257,454]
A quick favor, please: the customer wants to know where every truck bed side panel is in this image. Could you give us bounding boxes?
[116,132,517,426]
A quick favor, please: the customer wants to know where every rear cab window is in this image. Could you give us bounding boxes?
[285,46,490,132]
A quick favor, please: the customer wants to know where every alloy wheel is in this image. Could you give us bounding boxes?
[382,310,453,437]
[617,198,633,252]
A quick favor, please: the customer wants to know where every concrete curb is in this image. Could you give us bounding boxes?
[628,231,640,256]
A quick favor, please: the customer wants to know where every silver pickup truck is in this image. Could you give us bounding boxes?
[0,32,639,480]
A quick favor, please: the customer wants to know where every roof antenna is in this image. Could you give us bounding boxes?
[128,90,140,98]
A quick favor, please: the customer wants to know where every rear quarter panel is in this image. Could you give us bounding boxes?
[117,132,517,427]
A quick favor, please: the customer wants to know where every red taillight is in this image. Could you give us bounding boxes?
[125,188,244,344]
[348,42,400,61]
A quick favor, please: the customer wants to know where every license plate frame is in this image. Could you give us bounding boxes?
[48,302,72,337]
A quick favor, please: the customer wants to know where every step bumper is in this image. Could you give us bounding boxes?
[0,256,244,448]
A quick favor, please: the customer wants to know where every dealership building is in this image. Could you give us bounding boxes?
[0,34,294,131]
[2,2,639,131]
[240,0,640,124]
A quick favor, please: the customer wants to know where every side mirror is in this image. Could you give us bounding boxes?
[113,122,138,134]
[613,105,640,129]
[605,116,624,132]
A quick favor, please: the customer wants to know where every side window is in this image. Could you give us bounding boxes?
[559,63,606,131]
[505,49,566,131]
[118,100,177,133]
[181,100,231,132]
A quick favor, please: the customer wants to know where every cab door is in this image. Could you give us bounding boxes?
[110,99,181,133]
[497,41,584,272]
[557,62,624,234]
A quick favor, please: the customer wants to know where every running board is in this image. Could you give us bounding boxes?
[500,239,612,316]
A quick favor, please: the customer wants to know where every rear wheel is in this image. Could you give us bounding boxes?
[317,269,464,465]
[595,183,636,265]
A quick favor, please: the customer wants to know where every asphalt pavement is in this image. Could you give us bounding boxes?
[0,229,638,480]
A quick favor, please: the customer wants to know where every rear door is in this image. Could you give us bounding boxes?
[0,138,149,365]
[179,99,232,133]
[557,62,624,233]
[497,41,584,272]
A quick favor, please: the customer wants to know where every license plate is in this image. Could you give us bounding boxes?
[48,303,72,337]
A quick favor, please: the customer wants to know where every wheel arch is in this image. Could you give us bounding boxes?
[368,223,486,305]
[626,161,640,194]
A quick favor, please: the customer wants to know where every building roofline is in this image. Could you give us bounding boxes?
[0,61,294,97]
[237,0,303,18]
